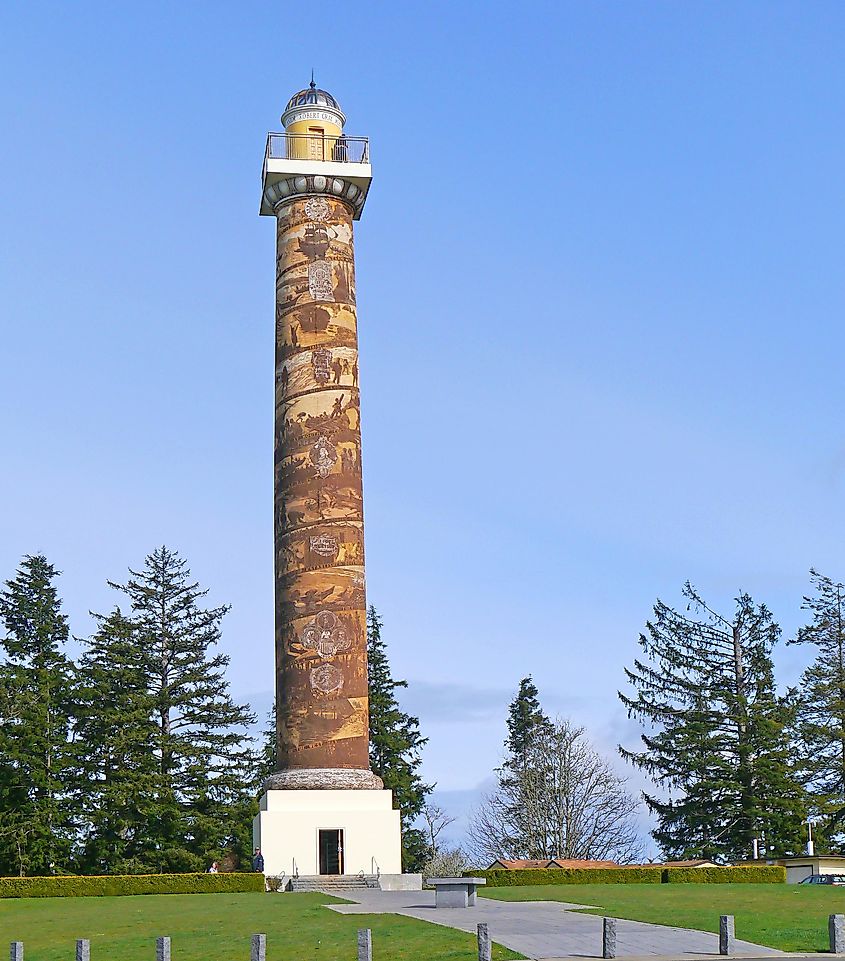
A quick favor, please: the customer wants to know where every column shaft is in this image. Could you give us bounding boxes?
[273,194,370,773]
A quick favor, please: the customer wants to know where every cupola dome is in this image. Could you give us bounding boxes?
[281,79,346,130]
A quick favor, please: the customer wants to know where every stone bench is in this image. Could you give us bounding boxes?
[428,876,486,908]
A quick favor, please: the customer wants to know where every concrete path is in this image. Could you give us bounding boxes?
[325,889,783,959]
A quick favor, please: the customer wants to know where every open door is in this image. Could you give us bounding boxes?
[318,828,344,875]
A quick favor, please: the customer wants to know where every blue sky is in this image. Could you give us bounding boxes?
[2,1,844,851]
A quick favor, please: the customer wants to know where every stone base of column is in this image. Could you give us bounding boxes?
[253,787,402,877]
[263,768,384,792]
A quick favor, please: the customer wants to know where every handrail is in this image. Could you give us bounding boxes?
[268,132,369,163]
[265,132,370,167]
[371,857,380,877]
[292,857,299,878]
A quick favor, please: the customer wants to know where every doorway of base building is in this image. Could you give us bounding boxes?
[318,828,344,875]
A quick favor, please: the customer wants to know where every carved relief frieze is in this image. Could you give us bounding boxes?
[308,261,335,301]
[309,435,337,477]
[310,662,344,695]
[273,194,370,771]
[300,610,351,658]
[309,533,339,559]
[304,196,330,222]
[311,347,332,384]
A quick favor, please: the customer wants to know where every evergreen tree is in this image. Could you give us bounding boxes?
[789,570,845,847]
[497,677,554,857]
[620,583,806,861]
[258,701,276,784]
[505,676,552,769]
[74,609,160,873]
[494,675,568,859]
[105,547,258,872]
[366,606,431,871]
[0,555,76,875]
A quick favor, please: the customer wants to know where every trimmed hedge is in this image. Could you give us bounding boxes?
[0,872,265,899]
[468,865,787,886]
[664,866,786,884]
[468,868,664,886]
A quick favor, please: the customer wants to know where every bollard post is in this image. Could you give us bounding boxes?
[719,916,735,956]
[251,934,266,961]
[602,918,617,959]
[76,940,90,961]
[10,943,23,961]
[357,928,372,961]
[155,937,170,961]
[829,915,845,954]
[477,923,491,961]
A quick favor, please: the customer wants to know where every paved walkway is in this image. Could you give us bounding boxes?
[325,889,783,959]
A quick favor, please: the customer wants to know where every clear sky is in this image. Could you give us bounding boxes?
[2,1,844,851]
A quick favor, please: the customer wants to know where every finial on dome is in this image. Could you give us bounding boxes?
[310,69,316,90]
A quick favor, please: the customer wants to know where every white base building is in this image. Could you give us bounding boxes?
[253,788,402,878]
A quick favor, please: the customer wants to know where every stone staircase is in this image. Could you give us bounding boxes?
[288,874,380,893]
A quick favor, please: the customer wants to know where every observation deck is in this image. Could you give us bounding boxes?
[260,133,372,218]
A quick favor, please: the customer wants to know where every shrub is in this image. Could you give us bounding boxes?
[423,848,468,884]
[664,866,786,884]
[0,872,265,899]
[467,868,664,886]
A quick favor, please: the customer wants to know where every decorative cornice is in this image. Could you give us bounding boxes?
[264,768,384,791]
[264,175,365,218]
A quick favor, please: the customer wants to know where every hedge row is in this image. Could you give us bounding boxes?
[472,868,664,886]
[0,872,265,899]
[664,866,786,884]
[468,865,786,886]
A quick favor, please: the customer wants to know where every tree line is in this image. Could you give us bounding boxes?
[7,546,836,873]
[0,549,429,877]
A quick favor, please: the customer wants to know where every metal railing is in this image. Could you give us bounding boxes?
[265,132,370,165]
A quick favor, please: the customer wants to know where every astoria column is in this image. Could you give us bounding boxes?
[255,83,401,877]
[262,83,382,793]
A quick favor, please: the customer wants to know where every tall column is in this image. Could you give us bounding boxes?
[267,191,381,790]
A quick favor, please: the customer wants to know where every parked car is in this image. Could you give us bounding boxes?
[800,874,845,885]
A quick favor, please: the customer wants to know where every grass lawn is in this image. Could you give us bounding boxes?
[482,883,845,952]
[0,891,522,961]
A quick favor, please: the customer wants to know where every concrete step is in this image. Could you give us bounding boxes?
[288,874,380,892]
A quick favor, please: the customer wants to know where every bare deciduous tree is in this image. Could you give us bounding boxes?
[420,802,457,855]
[467,718,644,865]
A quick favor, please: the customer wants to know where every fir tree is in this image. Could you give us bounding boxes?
[620,582,807,861]
[105,547,258,872]
[505,676,552,769]
[0,555,76,875]
[74,609,160,873]
[366,606,431,871]
[497,677,554,857]
[258,701,276,784]
[789,570,845,847]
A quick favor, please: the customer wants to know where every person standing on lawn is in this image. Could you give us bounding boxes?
[252,848,264,872]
